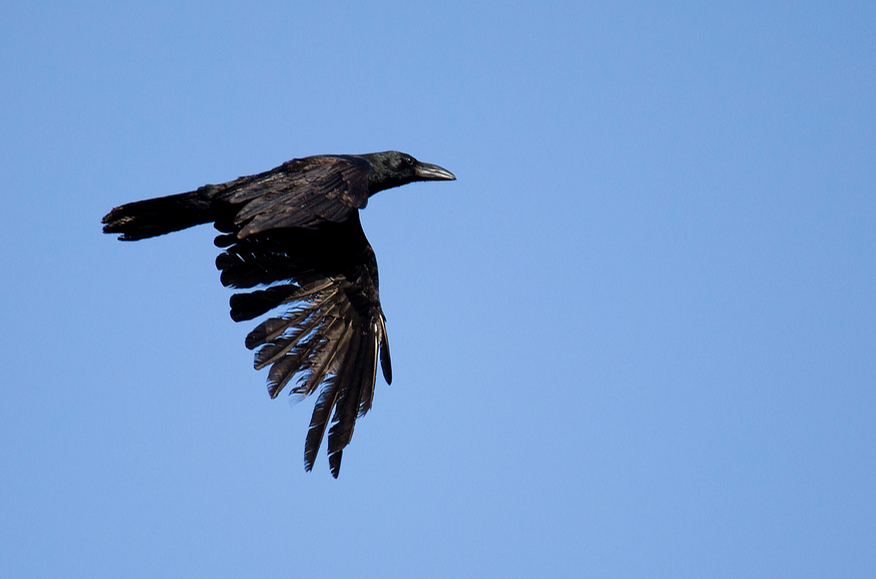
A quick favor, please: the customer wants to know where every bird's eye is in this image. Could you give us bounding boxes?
[403,156,415,166]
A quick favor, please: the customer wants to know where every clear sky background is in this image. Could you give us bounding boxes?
[2,2,875,577]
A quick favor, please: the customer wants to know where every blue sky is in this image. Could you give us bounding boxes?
[2,2,875,577]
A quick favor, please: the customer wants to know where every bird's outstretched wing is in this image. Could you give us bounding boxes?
[214,212,392,477]
[214,155,372,237]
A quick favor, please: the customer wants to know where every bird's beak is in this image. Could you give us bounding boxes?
[415,162,456,181]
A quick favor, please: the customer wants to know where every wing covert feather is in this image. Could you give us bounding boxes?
[216,156,371,237]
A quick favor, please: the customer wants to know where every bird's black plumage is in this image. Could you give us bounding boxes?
[102,151,455,477]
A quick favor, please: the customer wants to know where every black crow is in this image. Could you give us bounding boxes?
[103,151,456,477]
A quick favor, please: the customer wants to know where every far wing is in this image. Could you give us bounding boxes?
[215,213,392,477]
[215,155,372,237]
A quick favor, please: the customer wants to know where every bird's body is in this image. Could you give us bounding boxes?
[103,151,455,477]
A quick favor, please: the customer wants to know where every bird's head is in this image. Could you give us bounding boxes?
[362,151,456,194]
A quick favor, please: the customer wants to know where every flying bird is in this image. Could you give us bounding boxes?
[102,151,456,477]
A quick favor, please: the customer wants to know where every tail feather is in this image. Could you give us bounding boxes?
[102,185,219,241]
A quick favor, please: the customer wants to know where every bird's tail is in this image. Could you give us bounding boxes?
[102,186,219,241]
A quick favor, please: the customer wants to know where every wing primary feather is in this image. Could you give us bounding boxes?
[246,286,339,351]
[378,315,392,384]
[266,347,314,398]
[292,316,351,401]
[245,317,296,351]
[303,331,362,473]
[303,387,338,472]
[358,330,380,416]
[254,297,342,371]
[327,331,374,477]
